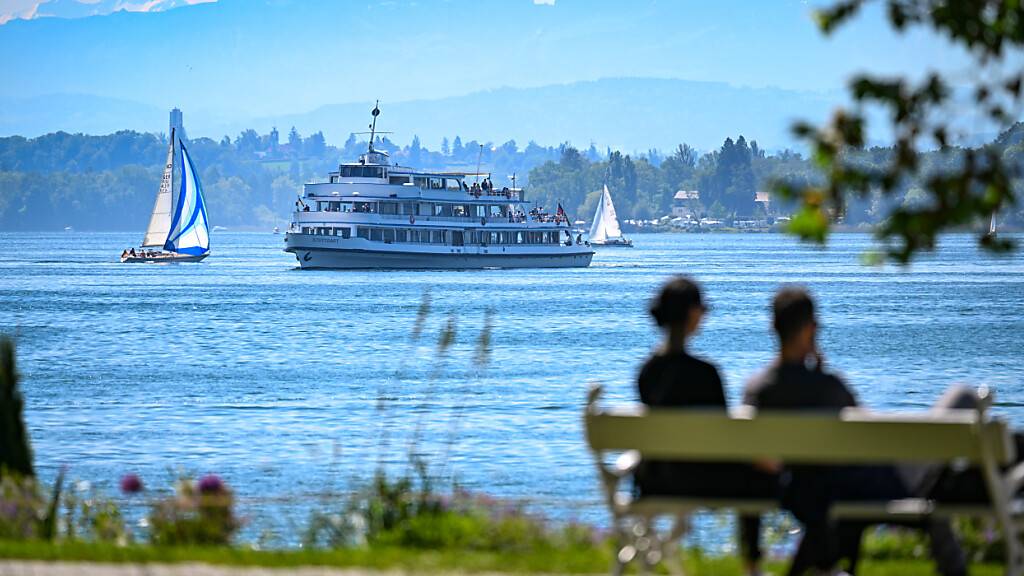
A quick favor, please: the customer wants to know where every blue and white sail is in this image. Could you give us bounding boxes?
[163,140,210,255]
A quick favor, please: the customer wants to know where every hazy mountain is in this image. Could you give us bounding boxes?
[0,93,165,137]
[1,0,1001,150]
[0,78,837,152]
[257,78,839,153]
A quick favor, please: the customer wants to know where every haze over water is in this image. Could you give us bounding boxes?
[1,231,1022,546]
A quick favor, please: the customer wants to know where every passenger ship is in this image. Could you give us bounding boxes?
[284,107,594,269]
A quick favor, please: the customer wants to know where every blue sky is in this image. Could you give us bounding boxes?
[0,0,1012,146]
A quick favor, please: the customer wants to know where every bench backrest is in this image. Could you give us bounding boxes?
[585,405,1014,466]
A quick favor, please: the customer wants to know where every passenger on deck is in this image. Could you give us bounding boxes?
[636,277,776,576]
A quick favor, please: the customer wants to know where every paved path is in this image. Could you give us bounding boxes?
[0,562,421,576]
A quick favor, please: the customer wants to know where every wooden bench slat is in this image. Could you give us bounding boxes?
[586,408,1014,465]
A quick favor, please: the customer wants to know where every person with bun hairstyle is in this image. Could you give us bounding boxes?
[637,276,774,576]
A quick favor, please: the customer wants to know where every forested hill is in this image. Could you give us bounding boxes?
[2,125,1023,232]
[0,129,563,231]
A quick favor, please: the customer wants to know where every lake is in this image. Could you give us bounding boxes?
[1,231,1022,550]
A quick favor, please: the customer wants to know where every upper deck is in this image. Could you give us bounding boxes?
[306,149,523,204]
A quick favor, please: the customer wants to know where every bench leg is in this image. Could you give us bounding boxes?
[611,514,689,576]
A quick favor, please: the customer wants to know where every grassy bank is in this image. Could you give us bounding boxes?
[0,540,1007,575]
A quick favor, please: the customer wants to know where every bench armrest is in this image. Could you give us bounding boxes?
[1007,462,1024,496]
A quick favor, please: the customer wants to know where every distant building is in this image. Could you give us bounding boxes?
[672,190,701,218]
[169,108,188,143]
[755,190,771,213]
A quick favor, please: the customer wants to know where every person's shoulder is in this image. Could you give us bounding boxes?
[819,368,858,405]
[742,363,780,405]
[686,353,720,375]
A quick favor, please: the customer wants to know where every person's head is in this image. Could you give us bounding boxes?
[772,287,818,357]
[650,276,707,340]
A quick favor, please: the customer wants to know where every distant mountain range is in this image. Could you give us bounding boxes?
[1,0,991,151]
[0,78,841,152]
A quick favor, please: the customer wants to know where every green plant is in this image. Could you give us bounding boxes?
[62,481,130,545]
[0,336,33,478]
[148,475,238,547]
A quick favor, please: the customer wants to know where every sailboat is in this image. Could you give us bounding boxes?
[588,184,633,247]
[121,129,210,263]
[987,212,998,239]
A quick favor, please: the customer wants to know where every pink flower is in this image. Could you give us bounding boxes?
[120,473,144,494]
[197,474,225,495]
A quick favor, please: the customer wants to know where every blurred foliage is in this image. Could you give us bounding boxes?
[777,0,1024,262]
[303,462,599,554]
[63,481,131,545]
[148,476,238,547]
[863,518,1005,564]
[0,336,33,479]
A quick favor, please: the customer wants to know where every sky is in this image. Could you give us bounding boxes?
[0,0,1015,147]
[0,0,215,24]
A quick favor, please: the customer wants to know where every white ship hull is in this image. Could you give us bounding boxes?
[285,233,593,269]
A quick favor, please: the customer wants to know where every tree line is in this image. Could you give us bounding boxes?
[0,124,1021,232]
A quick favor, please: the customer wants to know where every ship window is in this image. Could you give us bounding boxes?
[475,205,486,217]
[445,179,461,191]
[429,177,443,189]
[353,202,376,213]
[389,175,410,185]
[339,202,353,212]
[331,175,339,183]
[336,227,351,239]
[379,203,398,215]
[434,204,452,217]
[382,228,395,243]
[516,232,524,244]
[418,203,432,216]
[489,205,503,217]
[430,230,444,244]
[452,205,467,217]
[357,227,369,239]
[369,228,383,241]
[414,177,428,189]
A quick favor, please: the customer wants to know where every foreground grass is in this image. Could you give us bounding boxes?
[0,540,1006,574]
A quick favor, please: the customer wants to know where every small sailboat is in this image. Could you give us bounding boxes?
[987,212,998,239]
[122,129,210,263]
[588,184,633,247]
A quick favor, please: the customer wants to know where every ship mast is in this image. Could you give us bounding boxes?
[367,100,380,154]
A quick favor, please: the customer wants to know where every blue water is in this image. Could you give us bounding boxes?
[0,231,1022,548]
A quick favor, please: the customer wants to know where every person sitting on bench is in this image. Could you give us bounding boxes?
[636,276,777,576]
[743,287,967,576]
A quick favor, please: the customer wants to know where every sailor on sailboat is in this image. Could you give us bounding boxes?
[588,184,633,247]
[121,129,211,263]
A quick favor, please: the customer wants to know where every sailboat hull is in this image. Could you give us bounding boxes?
[121,252,208,263]
[592,238,634,247]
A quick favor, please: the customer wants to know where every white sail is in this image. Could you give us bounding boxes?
[990,212,998,236]
[141,129,175,247]
[163,140,210,255]
[600,185,624,240]
[589,187,607,243]
[590,185,624,243]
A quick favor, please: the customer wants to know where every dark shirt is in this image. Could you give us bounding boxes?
[743,360,857,410]
[743,359,907,517]
[636,350,741,496]
[638,351,726,408]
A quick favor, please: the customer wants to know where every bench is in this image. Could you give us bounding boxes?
[583,385,1024,575]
